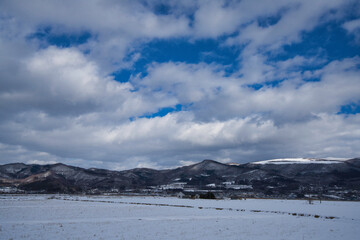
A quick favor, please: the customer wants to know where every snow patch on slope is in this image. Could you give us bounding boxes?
[251,158,350,165]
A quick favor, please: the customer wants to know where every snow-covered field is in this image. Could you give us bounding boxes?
[0,195,359,240]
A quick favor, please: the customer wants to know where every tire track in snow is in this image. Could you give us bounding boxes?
[56,197,341,221]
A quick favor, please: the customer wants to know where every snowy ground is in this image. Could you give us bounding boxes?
[0,195,359,240]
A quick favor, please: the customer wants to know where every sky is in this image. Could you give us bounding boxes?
[0,0,360,170]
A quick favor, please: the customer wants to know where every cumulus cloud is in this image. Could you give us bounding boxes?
[0,0,191,72]
[137,57,360,123]
[1,110,359,169]
[0,0,359,169]
[227,0,345,52]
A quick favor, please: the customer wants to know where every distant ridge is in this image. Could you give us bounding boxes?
[1,158,360,200]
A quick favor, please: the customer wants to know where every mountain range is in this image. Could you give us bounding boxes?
[1,158,359,200]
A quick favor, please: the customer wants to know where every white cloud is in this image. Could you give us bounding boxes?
[343,18,360,43]
[193,0,294,38]
[227,0,345,53]
[0,46,177,121]
[0,0,191,72]
[136,62,232,103]
[137,57,360,123]
[2,110,359,169]
[0,143,60,164]
[343,18,360,32]
[193,1,241,38]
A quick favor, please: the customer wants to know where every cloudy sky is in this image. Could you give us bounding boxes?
[0,0,360,170]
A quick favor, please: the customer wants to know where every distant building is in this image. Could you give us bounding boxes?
[177,192,185,198]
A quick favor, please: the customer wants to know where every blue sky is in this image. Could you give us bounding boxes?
[0,0,360,170]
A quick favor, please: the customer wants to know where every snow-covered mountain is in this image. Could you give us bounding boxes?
[252,158,350,165]
[1,158,360,200]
